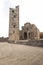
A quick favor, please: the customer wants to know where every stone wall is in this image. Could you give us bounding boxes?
[16,40,43,47]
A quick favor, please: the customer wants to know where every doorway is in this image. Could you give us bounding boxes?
[24,32,27,39]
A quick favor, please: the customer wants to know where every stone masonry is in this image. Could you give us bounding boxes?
[9,6,19,42]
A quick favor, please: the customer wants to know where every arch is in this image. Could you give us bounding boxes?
[24,32,27,39]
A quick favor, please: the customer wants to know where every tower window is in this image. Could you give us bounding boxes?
[12,10,14,13]
[13,25,16,28]
[14,15,16,18]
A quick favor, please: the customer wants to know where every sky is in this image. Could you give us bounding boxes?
[0,0,43,37]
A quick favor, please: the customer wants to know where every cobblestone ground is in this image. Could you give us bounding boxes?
[0,42,43,65]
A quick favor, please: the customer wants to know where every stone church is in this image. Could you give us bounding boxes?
[9,6,40,42]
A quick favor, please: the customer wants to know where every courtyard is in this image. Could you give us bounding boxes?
[0,42,43,65]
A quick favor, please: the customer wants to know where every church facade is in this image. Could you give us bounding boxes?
[20,23,40,40]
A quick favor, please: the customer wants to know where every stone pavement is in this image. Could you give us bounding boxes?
[0,42,43,65]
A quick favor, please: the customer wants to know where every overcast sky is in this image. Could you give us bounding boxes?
[0,0,43,37]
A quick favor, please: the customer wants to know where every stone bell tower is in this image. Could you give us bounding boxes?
[9,6,19,42]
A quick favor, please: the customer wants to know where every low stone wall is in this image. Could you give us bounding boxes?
[16,40,43,47]
[0,37,8,42]
[16,40,28,44]
[27,40,43,47]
